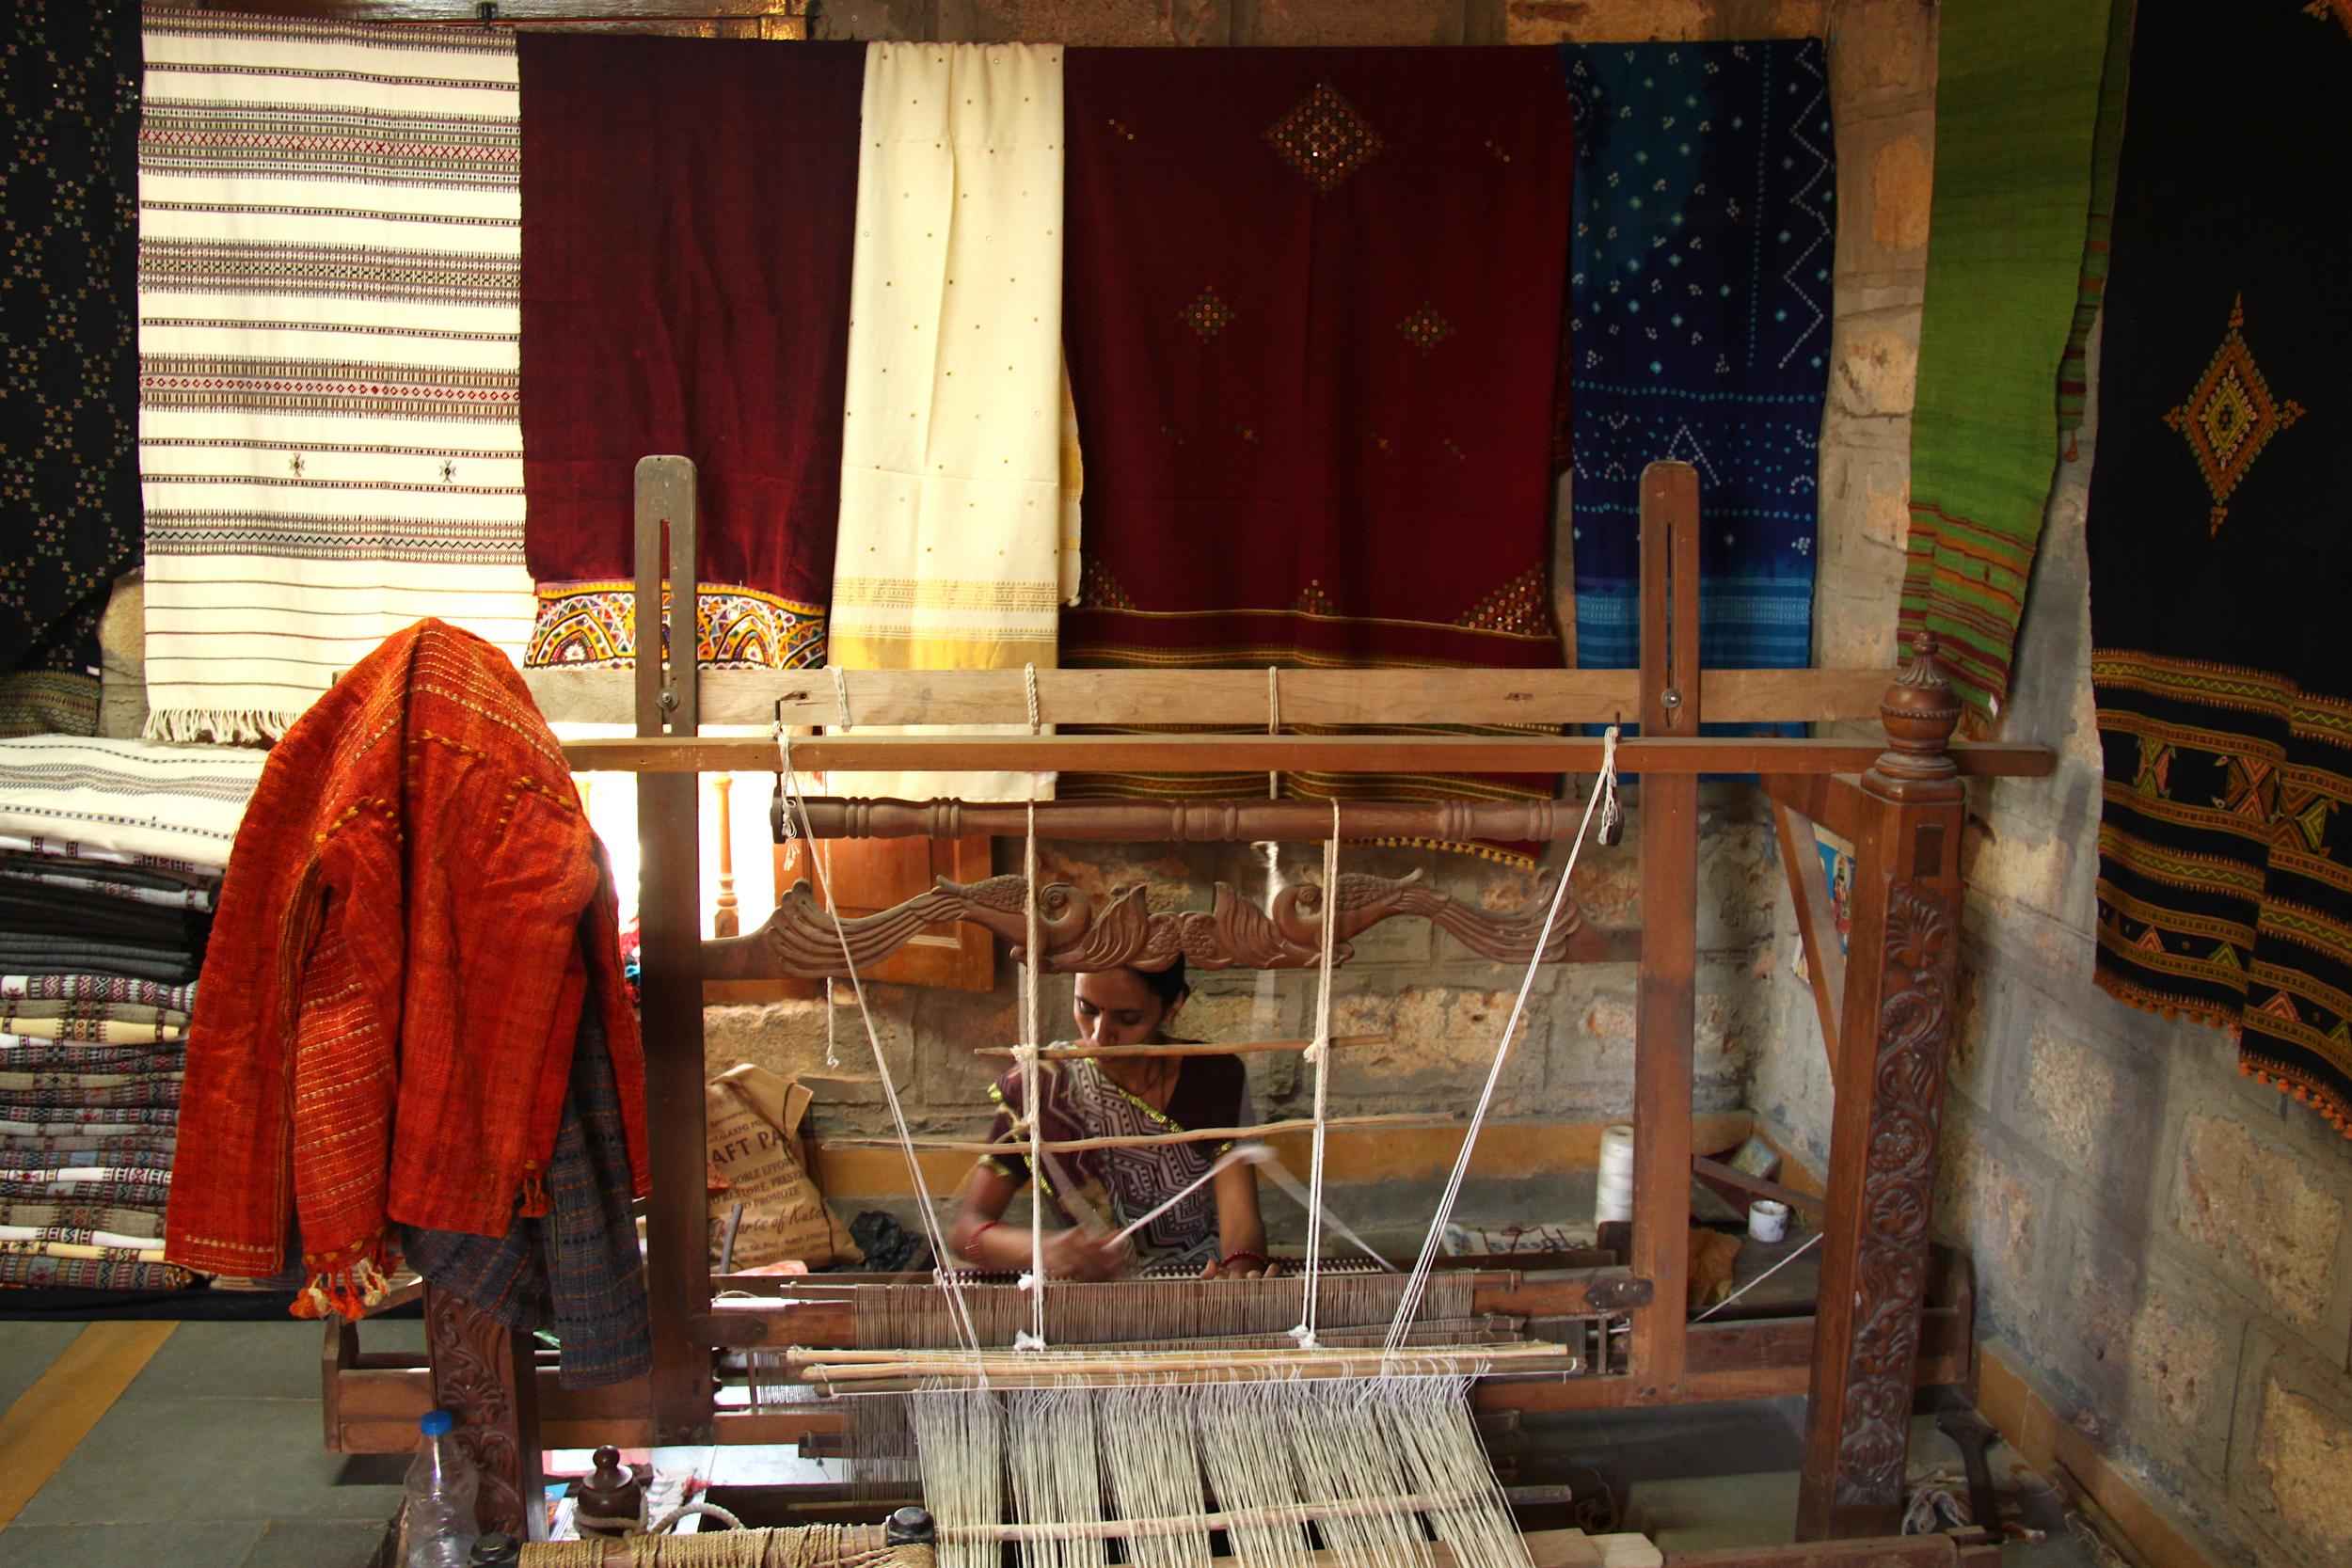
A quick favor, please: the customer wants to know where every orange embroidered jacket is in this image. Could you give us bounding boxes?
[164,622,647,1315]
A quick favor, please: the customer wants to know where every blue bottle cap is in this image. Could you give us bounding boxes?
[420,1409,455,1436]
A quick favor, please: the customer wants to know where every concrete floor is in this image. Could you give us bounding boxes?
[0,1318,2137,1566]
[0,1319,413,1567]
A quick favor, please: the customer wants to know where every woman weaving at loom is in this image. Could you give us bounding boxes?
[945,958,1278,1280]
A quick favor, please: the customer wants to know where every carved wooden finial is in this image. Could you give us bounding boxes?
[1870,633,1963,796]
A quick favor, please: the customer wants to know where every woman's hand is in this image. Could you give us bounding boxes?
[1200,1254,1283,1279]
[1041,1226,1131,1281]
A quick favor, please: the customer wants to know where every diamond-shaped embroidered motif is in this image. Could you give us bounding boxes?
[1397,304,1454,356]
[1178,287,1234,341]
[2162,295,2304,535]
[1264,82,1385,195]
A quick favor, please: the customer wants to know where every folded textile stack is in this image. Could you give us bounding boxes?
[0,737,263,1293]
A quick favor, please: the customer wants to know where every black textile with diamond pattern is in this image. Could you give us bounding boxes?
[2085,0,2352,1135]
[0,2,141,736]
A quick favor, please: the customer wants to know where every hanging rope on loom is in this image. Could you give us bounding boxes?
[776,712,984,1357]
[1382,725,1620,1355]
[1292,799,1343,1349]
[1015,792,1048,1349]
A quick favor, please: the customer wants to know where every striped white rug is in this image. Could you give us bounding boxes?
[136,7,534,742]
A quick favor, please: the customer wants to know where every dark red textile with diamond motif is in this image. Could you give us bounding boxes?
[1059,49,1573,850]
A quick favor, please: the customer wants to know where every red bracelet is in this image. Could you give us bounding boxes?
[1218,1249,1268,1273]
[962,1220,1003,1263]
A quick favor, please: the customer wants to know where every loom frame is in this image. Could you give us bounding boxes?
[346,456,2046,1555]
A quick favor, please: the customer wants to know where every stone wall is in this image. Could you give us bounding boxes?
[1749,159,2352,1568]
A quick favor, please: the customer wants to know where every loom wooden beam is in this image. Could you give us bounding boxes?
[820,1109,1453,1156]
[789,797,1618,844]
[634,458,718,1448]
[970,1033,1389,1060]
[562,731,2055,778]
[1797,636,1971,1542]
[704,867,1634,982]
[1627,461,1702,1408]
[532,661,1895,729]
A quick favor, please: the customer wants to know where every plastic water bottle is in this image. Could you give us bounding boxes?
[404,1409,481,1568]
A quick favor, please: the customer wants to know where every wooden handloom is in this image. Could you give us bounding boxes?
[328,456,2047,1560]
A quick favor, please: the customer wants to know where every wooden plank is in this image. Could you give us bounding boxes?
[1628,461,1699,1406]
[531,664,1897,730]
[1692,1154,1825,1217]
[560,732,2056,779]
[1769,795,1846,1068]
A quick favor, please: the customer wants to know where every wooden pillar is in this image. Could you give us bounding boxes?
[633,456,716,1445]
[1629,460,1699,1401]
[1797,635,1967,1538]
[423,1284,544,1539]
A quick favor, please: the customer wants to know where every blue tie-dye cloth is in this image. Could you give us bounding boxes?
[1562,40,1833,678]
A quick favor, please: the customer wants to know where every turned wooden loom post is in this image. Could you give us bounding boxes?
[1629,459,1699,1401]
[634,455,718,1444]
[1796,634,1967,1539]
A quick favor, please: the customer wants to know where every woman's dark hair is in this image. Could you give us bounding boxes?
[1134,957,1190,1010]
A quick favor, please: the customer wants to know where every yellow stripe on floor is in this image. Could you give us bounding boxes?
[0,1320,177,1528]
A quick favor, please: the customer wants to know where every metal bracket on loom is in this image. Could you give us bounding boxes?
[634,456,699,740]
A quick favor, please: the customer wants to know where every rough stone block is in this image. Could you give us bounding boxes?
[813,0,934,40]
[1830,309,1921,418]
[2056,1223,2243,1478]
[1812,581,1901,670]
[1826,0,1935,108]
[1241,0,1469,45]
[1933,1117,2041,1321]
[1503,0,1717,43]
[1502,0,1820,43]
[2171,1112,2343,1331]
[2253,1370,2352,1560]
[1868,133,1932,255]
[706,992,917,1095]
[943,0,1223,43]
[1325,981,1550,1101]
[2017,1019,2127,1158]
[1820,447,1913,553]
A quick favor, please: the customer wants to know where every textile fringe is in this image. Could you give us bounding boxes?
[294,1248,392,1321]
[2094,970,2352,1140]
[142,707,300,747]
[2240,1059,2352,1140]
[1367,834,1539,871]
[517,1170,551,1218]
[2089,965,2237,1034]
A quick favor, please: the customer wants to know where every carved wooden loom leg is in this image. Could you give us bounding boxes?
[424,1283,545,1539]
[1797,637,1966,1539]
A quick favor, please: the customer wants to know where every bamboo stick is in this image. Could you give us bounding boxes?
[787,1340,1576,1385]
[822,1111,1455,1156]
[946,1487,1498,1544]
[971,1034,1388,1061]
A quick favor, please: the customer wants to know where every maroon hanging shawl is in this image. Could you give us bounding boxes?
[517,37,863,670]
[1059,49,1574,854]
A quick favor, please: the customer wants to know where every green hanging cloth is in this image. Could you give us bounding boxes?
[1897,0,2125,724]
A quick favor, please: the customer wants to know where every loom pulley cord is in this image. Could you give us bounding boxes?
[774,720,983,1362]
